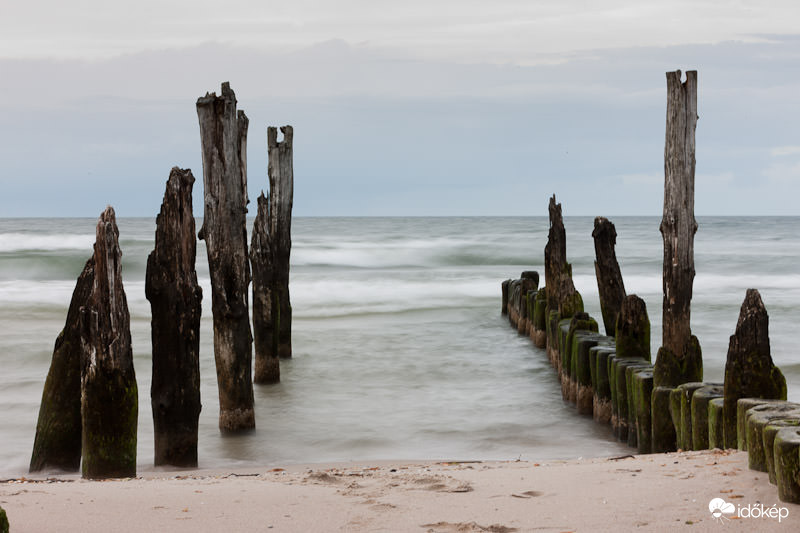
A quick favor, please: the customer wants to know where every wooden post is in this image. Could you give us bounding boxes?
[592,217,626,336]
[722,289,787,448]
[29,257,93,472]
[653,70,703,388]
[80,207,138,479]
[196,82,255,431]
[544,195,569,315]
[146,167,203,466]
[268,126,294,358]
[615,294,650,361]
[251,192,280,383]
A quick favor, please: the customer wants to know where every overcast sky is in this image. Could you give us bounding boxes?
[1,1,799,216]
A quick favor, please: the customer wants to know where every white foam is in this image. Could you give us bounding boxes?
[0,233,94,252]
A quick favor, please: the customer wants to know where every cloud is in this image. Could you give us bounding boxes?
[762,161,800,183]
[770,146,800,156]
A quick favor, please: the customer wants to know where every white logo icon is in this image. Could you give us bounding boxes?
[709,498,736,523]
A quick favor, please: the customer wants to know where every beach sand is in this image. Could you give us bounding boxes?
[2,449,797,532]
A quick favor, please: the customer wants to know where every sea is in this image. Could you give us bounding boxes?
[1,216,799,476]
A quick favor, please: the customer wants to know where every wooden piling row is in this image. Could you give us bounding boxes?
[502,71,793,502]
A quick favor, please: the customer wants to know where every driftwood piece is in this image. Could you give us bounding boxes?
[722,289,787,449]
[146,167,203,466]
[79,207,138,479]
[251,192,280,383]
[196,82,255,431]
[654,70,702,388]
[592,217,626,336]
[268,126,294,358]
[29,257,94,472]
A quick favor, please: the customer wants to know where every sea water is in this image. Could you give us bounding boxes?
[1,216,798,475]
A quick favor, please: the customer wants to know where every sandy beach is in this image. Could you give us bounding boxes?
[1,449,797,532]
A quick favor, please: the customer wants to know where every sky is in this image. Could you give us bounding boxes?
[1,0,799,216]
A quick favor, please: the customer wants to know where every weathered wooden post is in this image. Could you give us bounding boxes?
[251,192,280,384]
[146,167,203,466]
[80,207,138,479]
[653,70,703,388]
[592,217,626,336]
[615,295,650,361]
[722,289,787,448]
[267,126,294,359]
[196,82,255,431]
[29,257,94,472]
[651,70,701,454]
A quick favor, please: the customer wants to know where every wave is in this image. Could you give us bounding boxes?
[0,233,95,253]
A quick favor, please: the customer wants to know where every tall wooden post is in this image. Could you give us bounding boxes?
[146,167,203,466]
[268,126,294,358]
[196,82,255,431]
[544,195,568,314]
[653,70,703,388]
[592,217,626,336]
[80,207,138,479]
[29,257,93,472]
[251,192,280,383]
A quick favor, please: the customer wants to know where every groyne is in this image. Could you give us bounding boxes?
[502,69,797,504]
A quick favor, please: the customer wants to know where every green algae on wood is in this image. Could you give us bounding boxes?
[592,347,616,424]
[774,427,800,503]
[690,385,723,451]
[737,398,784,451]
[763,419,800,485]
[30,257,94,473]
[80,207,138,479]
[626,363,653,448]
[652,386,677,453]
[723,289,787,451]
[708,398,725,450]
[653,336,703,389]
[633,369,654,454]
[745,403,800,472]
[678,382,708,451]
[615,295,650,362]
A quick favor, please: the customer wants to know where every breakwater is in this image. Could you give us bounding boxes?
[501,210,800,503]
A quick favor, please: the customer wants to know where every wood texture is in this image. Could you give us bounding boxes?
[654,70,703,387]
[79,207,138,479]
[29,257,94,473]
[722,289,787,448]
[592,217,626,336]
[196,82,255,431]
[267,126,294,358]
[250,192,279,383]
[146,167,203,466]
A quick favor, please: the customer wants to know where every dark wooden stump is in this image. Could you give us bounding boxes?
[722,289,787,449]
[29,257,94,472]
[146,167,203,467]
[615,294,650,361]
[80,207,138,479]
[592,217,626,336]
[654,69,702,388]
[544,195,570,352]
[268,126,294,359]
[251,192,280,384]
[196,82,255,431]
